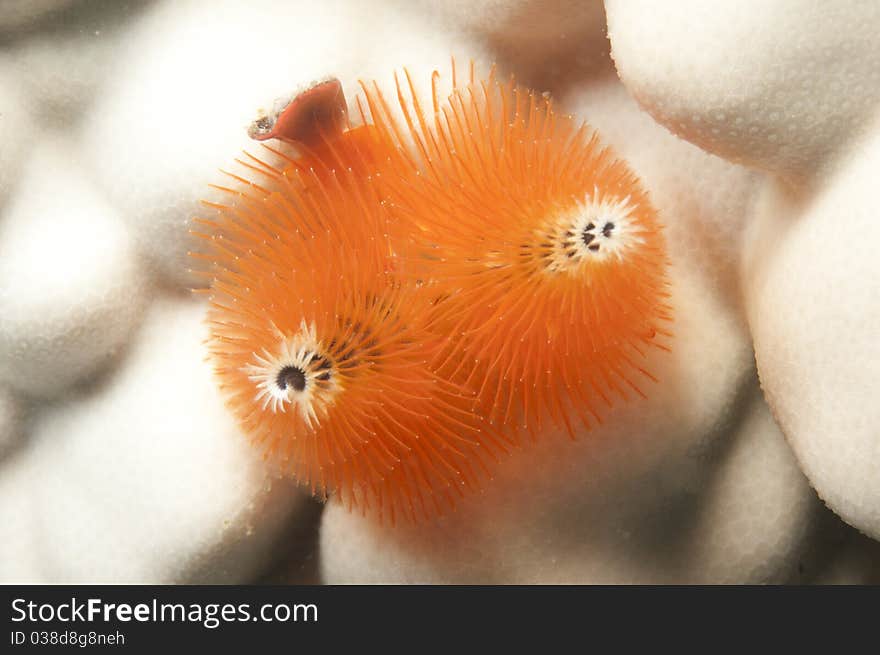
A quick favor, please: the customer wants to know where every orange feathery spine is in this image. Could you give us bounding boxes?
[356,64,673,436]
[193,129,508,524]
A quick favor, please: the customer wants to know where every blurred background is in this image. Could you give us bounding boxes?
[0,0,878,584]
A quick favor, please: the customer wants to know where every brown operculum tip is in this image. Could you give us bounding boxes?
[247,77,347,147]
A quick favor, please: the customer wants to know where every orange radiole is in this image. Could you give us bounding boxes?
[194,63,671,523]
[193,145,509,524]
[358,65,672,437]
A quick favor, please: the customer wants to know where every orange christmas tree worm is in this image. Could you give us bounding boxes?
[194,63,671,523]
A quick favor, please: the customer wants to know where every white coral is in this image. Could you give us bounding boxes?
[0,0,876,584]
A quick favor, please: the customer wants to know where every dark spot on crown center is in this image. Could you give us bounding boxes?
[277,365,307,392]
[602,221,614,238]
